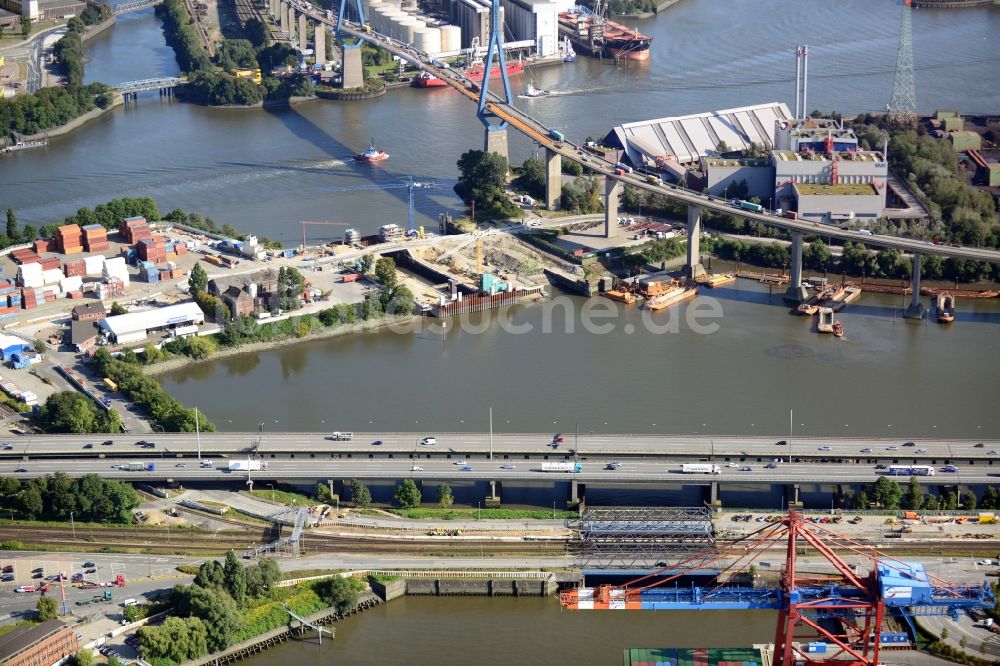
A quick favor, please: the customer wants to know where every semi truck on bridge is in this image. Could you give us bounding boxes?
[228,460,266,472]
[541,462,582,473]
[681,463,721,474]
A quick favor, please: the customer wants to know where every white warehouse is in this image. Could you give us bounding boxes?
[500,0,558,57]
[99,302,205,345]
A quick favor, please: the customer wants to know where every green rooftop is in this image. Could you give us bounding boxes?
[794,183,878,196]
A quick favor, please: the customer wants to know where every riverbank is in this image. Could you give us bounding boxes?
[145,314,419,376]
[614,0,685,20]
[18,94,123,143]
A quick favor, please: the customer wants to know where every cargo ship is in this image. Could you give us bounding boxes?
[694,273,735,288]
[462,58,525,81]
[643,284,697,310]
[603,288,637,304]
[557,10,652,61]
[412,71,447,88]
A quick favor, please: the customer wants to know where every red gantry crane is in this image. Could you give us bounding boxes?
[561,511,994,666]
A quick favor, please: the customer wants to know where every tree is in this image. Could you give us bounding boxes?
[905,476,923,511]
[38,391,99,433]
[358,254,375,275]
[350,479,371,507]
[0,476,20,497]
[188,262,208,294]
[110,301,128,316]
[19,483,43,518]
[142,343,164,365]
[223,551,247,607]
[381,285,413,315]
[37,595,58,620]
[184,585,242,652]
[194,560,225,589]
[316,576,361,614]
[21,14,30,39]
[394,478,422,509]
[940,627,948,640]
[959,636,968,650]
[455,150,517,221]
[123,604,143,623]
[856,489,870,510]
[22,224,36,243]
[32,338,46,354]
[715,139,731,153]
[871,477,903,510]
[5,209,18,243]
[258,557,280,591]
[943,490,958,510]
[982,486,999,510]
[185,335,216,360]
[437,483,453,508]
[516,157,546,200]
[74,649,95,666]
[315,482,332,503]
[373,256,398,290]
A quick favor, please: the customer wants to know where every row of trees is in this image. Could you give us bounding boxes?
[456,150,521,221]
[139,553,361,662]
[838,476,980,512]
[91,348,216,432]
[0,82,114,136]
[0,472,140,523]
[350,478,453,509]
[37,391,121,434]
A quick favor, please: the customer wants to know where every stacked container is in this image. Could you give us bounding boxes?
[103,257,130,288]
[120,216,153,244]
[33,239,54,254]
[82,224,109,253]
[138,237,167,263]
[84,255,105,277]
[11,248,40,266]
[141,261,160,283]
[56,224,84,254]
[60,276,84,293]
[17,263,43,289]
[64,259,87,278]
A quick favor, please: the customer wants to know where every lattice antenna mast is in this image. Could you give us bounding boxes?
[888,0,916,127]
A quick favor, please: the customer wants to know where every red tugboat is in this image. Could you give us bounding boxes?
[412,71,447,88]
[356,138,389,163]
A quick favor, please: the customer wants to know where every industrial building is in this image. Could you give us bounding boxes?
[98,301,205,345]
[0,619,79,666]
[603,102,793,168]
[208,269,280,319]
[0,334,31,361]
[500,0,558,57]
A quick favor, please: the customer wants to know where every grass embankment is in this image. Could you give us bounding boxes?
[385,507,576,520]
[247,488,314,507]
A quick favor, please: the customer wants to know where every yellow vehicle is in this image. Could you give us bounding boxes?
[232,68,263,85]
[103,378,118,392]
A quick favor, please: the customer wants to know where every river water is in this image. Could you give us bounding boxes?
[4,1,1000,437]
[242,596,776,665]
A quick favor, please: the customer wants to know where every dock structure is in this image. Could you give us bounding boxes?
[284,605,333,643]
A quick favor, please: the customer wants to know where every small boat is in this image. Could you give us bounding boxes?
[562,36,576,62]
[818,286,847,312]
[936,292,956,323]
[520,83,550,98]
[832,321,845,337]
[841,286,862,304]
[356,138,389,163]
[412,71,447,88]
[797,288,832,316]
[817,307,842,335]
[643,285,698,311]
[604,289,637,304]
[694,273,735,288]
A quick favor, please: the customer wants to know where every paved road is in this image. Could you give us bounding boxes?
[1,456,995,484]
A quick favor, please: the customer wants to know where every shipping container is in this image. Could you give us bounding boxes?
[681,463,721,474]
[541,462,582,473]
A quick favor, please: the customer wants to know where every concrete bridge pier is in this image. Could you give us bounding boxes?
[341,43,364,88]
[279,2,289,34]
[314,21,326,64]
[783,231,808,304]
[269,0,277,19]
[603,177,621,238]
[567,478,586,510]
[705,480,722,509]
[785,483,804,509]
[289,8,298,41]
[685,204,705,278]
[484,126,509,161]
[298,12,308,52]
[545,148,561,210]
[485,480,501,508]
[904,252,926,319]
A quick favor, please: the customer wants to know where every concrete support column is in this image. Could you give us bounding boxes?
[341,43,364,88]
[484,126,509,161]
[298,12,308,53]
[603,177,621,239]
[314,21,326,64]
[783,231,808,304]
[786,483,803,509]
[685,204,705,278]
[485,480,501,508]
[544,148,561,210]
[904,253,926,319]
[567,479,586,509]
[707,480,721,509]
[269,0,276,19]
[279,2,288,33]
[289,8,298,40]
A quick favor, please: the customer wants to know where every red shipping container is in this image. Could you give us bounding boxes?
[33,239,54,253]
[175,244,188,255]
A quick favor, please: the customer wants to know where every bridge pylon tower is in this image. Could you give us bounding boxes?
[334,0,366,42]
[888,0,916,128]
[477,0,514,159]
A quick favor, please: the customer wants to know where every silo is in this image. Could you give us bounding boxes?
[398,18,419,44]
[440,24,462,52]
[415,26,441,54]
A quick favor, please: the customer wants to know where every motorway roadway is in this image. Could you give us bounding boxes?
[2,431,996,460]
[2,456,997,485]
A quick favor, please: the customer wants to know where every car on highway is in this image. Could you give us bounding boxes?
[14,467,27,473]
[974,442,985,448]
[990,450,1000,455]
[83,443,93,449]
[902,441,916,447]
[765,463,777,469]
[420,437,436,446]
[15,586,35,593]
[818,445,831,451]
[410,466,423,471]
[740,466,753,472]
[371,440,383,446]
[886,445,899,451]
[1,443,13,450]
[500,464,515,470]
[916,448,927,454]
[875,464,887,470]
[175,463,186,468]
[727,463,738,468]
[453,460,467,465]
[942,465,958,473]
[860,448,872,453]
[101,440,113,446]
[461,466,472,471]
[774,440,787,446]
[606,462,622,470]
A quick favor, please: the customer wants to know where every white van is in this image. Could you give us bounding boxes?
[420,437,437,446]
[121,598,138,607]
[199,460,214,468]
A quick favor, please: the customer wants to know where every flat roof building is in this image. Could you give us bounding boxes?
[0,619,79,666]
[0,334,32,361]
[98,301,205,345]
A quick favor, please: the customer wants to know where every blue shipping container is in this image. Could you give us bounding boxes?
[806,643,827,654]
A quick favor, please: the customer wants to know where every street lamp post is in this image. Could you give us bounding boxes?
[70,511,75,539]
[789,409,793,464]
[267,484,275,501]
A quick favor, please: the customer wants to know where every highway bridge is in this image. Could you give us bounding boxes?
[277,0,1000,315]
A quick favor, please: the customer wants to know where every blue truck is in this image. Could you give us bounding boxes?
[738,200,764,214]
[549,129,565,142]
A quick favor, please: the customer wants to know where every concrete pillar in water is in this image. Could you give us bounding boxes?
[604,177,621,239]
[298,12,308,53]
[341,44,364,88]
[904,252,926,319]
[484,126,509,161]
[783,231,808,304]
[314,21,326,64]
[545,148,561,210]
[686,204,705,278]
[485,480,501,508]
